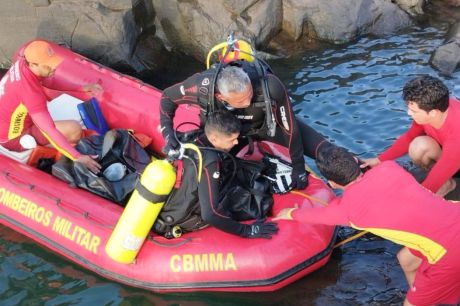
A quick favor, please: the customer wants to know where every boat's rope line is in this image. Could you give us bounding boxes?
[289,190,328,206]
[333,231,368,248]
[288,189,368,248]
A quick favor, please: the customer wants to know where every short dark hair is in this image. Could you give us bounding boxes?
[402,75,449,112]
[205,110,241,136]
[316,144,361,186]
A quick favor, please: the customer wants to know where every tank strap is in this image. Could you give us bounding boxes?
[173,160,184,189]
[135,181,169,203]
[253,60,276,137]
[197,69,219,120]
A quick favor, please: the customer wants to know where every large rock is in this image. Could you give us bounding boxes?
[431,22,460,75]
[428,1,460,75]
[282,0,412,43]
[151,0,282,61]
[0,0,143,71]
[431,42,460,75]
[0,0,418,73]
[393,0,425,17]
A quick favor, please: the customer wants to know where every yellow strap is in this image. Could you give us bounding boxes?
[182,143,203,181]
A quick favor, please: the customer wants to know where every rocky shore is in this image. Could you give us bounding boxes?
[1,0,459,76]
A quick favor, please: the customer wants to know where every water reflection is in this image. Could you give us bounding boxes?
[274,26,454,161]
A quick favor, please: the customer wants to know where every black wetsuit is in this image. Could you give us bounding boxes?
[160,61,327,176]
[176,134,251,237]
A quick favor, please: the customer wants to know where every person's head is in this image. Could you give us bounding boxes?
[205,110,241,152]
[403,75,449,124]
[24,41,63,77]
[315,144,361,188]
[215,66,253,109]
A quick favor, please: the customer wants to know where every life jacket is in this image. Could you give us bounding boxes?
[196,60,276,137]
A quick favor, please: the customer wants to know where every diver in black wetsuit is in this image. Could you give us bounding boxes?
[160,111,278,239]
[160,41,330,191]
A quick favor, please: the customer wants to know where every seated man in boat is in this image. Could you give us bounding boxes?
[160,39,331,193]
[156,110,278,239]
[275,145,460,306]
[361,75,460,197]
[0,40,101,173]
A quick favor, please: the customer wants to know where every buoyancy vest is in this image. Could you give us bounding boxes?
[153,156,207,238]
[196,60,275,137]
[152,148,226,238]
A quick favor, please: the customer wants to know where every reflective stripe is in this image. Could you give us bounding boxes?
[350,222,447,264]
[8,103,28,139]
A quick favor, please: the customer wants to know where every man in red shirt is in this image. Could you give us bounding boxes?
[276,145,460,305]
[362,75,460,196]
[0,40,101,173]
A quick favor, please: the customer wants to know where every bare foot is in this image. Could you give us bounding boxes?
[436,178,456,197]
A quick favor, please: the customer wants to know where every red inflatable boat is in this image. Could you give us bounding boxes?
[0,41,337,292]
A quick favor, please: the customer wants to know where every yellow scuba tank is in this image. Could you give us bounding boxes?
[105,159,176,264]
[206,36,255,69]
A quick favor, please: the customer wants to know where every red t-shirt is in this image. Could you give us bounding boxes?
[378,99,460,192]
[292,161,460,264]
[0,58,80,160]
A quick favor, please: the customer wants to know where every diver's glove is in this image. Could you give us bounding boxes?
[243,220,278,239]
[290,167,309,190]
[162,136,181,160]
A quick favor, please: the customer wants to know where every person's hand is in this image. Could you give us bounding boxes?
[360,157,380,169]
[243,220,278,239]
[273,207,298,221]
[162,137,181,160]
[82,83,103,97]
[291,168,309,190]
[76,154,101,174]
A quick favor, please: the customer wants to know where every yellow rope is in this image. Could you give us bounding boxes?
[289,190,328,206]
[289,189,368,248]
[333,231,368,248]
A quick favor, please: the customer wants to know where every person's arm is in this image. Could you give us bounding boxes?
[422,140,460,192]
[30,111,81,160]
[276,197,349,226]
[378,122,425,161]
[268,75,304,168]
[267,75,307,189]
[41,77,102,98]
[21,78,81,160]
[295,119,328,159]
[159,73,201,152]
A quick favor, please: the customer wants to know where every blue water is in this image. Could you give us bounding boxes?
[1,25,459,305]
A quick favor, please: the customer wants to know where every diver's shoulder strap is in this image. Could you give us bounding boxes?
[196,68,219,120]
[252,60,276,137]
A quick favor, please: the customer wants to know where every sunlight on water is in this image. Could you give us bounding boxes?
[273,27,459,162]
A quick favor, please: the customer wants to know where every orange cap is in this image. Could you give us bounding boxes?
[24,41,63,69]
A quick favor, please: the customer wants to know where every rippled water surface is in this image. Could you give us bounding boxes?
[2,25,460,305]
